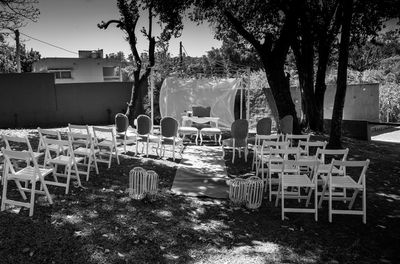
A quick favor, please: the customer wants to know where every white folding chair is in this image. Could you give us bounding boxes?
[37,128,68,164]
[258,140,289,183]
[1,148,53,217]
[276,159,320,221]
[251,134,280,171]
[67,132,99,181]
[315,148,349,206]
[3,135,44,165]
[43,137,83,194]
[92,126,121,168]
[285,134,310,148]
[68,124,91,148]
[298,140,327,161]
[319,159,370,223]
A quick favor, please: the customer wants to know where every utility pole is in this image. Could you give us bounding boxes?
[179,41,183,69]
[15,29,21,73]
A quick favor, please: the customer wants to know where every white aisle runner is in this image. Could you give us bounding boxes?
[171,145,229,199]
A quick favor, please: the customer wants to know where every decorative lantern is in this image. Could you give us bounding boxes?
[129,167,148,200]
[229,178,248,205]
[146,170,159,196]
[245,176,264,209]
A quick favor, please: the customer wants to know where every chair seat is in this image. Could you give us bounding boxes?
[200,127,222,134]
[97,140,122,148]
[317,165,344,175]
[74,147,99,156]
[45,144,69,153]
[48,155,84,165]
[269,164,297,173]
[162,137,183,144]
[282,174,314,187]
[12,166,53,181]
[222,138,247,148]
[178,127,198,134]
[321,175,363,189]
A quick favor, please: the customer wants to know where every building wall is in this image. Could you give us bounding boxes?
[0,73,132,128]
[33,58,122,83]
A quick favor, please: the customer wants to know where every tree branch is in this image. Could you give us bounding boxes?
[97,19,124,30]
[223,9,263,52]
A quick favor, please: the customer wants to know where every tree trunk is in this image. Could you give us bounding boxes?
[328,0,353,148]
[263,58,301,134]
[314,40,330,132]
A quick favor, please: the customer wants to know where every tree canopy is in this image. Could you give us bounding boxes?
[0,0,39,31]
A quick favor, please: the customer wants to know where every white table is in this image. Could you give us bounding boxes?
[181,116,220,127]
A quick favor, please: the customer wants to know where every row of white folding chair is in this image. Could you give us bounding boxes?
[256,139,327,181]
[40,125,121,170]
[265,146,368,223]
[38,127,100,181]
[1,147,54,217]
[251,134,314,171]
[261,143,342,201]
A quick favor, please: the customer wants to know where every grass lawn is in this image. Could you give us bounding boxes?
[0,128,399,264]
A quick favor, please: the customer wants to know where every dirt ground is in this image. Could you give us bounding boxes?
[0,127,399,264]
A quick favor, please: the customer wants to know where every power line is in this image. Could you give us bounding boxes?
[19,32,78,55]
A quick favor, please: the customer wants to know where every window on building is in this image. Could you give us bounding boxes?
[103,66,120,81]
[48,68,72,79]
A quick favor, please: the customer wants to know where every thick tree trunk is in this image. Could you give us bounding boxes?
[263,58,301,134]
[328,0,353,148]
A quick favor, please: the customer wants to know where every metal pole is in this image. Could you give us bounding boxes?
[240,77,243,119]
[150,68,154,133]
[246,68,251,122]
[15,30,21,73]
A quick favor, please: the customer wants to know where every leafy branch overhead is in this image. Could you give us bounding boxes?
[97,0,189,120]
[0,0,40,30]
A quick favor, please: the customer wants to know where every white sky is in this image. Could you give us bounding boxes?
[13,0,221,58]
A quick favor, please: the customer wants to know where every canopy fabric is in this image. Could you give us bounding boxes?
[159,77,240,128]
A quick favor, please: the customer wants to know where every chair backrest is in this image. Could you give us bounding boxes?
[3,135,34,152]
[160,117,179,138]
[268,146,299,161]
[37,127,62,151]
[316,148,349,164]
[282,159,320,175]
[43,138,74,161]
[280,115,293,135]
[330,159,370,184]
[255,134,279,147]
[261,140,289,150]
[67,132,93,149]
[231,119,248,140]
[299,140,327,156]
[192,106,211,117]
[1,147,39,176]
[286,134,310,147]
[92,126,117,146]
[115,113,129,133]
[68,124,90,135]
[256,117,272,135]
[136,115,152,135]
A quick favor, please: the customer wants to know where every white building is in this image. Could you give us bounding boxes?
[33,50,125,83]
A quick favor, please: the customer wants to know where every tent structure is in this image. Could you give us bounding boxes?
[159,76,247,128]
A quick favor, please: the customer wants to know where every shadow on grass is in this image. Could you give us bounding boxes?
[0,131,399,263]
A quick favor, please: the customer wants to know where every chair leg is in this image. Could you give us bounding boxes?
[1,176,8,211]
[29,178,36,217]
[65,165,71,194]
